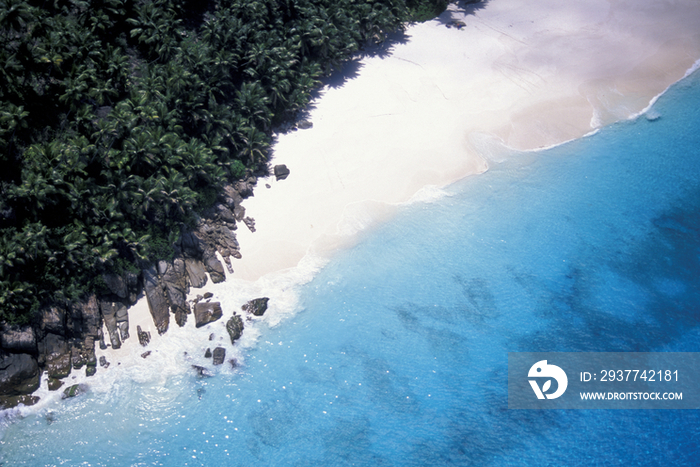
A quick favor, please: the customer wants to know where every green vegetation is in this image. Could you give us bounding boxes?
[0,0,448,324]
[407,0,450,22]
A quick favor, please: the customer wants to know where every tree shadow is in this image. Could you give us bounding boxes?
[435,0,490,28]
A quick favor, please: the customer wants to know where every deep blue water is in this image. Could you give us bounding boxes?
[2,72,700,466]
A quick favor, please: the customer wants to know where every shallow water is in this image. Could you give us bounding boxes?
[2,71,700,466]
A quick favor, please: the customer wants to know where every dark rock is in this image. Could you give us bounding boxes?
[62,383,87,399]
[243,217,256,232]
[124,271,141,304]
[0,394,40,409]
[137,325,151,347]
[79,295,101,338]
[209,333,214,341]
[204,348,212,358]
[102,272,128,299]
[226,314,244,344]
[212,347,226,365]
[234,177,256,198]
[203,292,214,300]
[48,378,63,391]
[41,333,71,380]
[70,342,86,370]
[98,328,107,350]
[85,363,96,377]
[229,359,238,369]
[185,258,208,289]
[242,297,269,316]
[116,305,129,341]
[204,253,226,283]
[180,231,203,257]
[0,353,40,396]
[233,203,246,221]
[161,258,190,327]
[274,164,290,180]
[65,296,99,339]
[0,325,37,354]
[143,265,170,335]
[40,305,66,336]
[99,300,123,349]
[99,356,109,368]
[297,120,313,130]
[194,302,223,328]
[192,365,213,377]
[215,204,236,223]
[192,219,241,275]
[141,351,152,359]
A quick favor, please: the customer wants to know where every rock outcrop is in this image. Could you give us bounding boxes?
[137,326,151,347]
[143,265,170,335]
[194,302,223,328]
[226,314,244,344]
[242,297,269,316]
[0,176,259,400]
[0,353,40,396]
[212,347,226,365]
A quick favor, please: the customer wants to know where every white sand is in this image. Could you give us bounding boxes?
[231,0,700,282]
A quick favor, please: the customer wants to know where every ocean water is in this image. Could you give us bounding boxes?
[2,70,700,466]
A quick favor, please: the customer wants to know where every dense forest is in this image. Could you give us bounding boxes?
[0,0,449,324]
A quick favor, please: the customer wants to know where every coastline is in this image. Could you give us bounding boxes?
[231,0,700,284]
[9,0,700,410]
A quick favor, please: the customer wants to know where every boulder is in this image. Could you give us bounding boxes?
[40,305,65,335]
[215,204,237,223]
[0,353,40,396]
[70,341,86,370]
[204,348,212,358]
[274,164,290,180]
[102,272,128,299]
[99,300,123,349]
[192,219,240,275]
[0,325,37,354]
[99,356,109,368]
[243,217,256,232]
[141,351,151,359]
[0,394,40,409]
[117,316,129,342]
[161,258,190,327]
[192,365,213,378]
[42,333,71,379]
[62,383,87,399]
[137,325,151,347]
[212,347,226,365]
[194,302,223,328]
[185,258,208,289]
[297,120,313,130]
[48,378,63,391]
[203,253,226,283]
[85,363,96,377]
[143,265,170,335]
[79,295,101,338]
[242,297,269,316]
[226,314,244,344]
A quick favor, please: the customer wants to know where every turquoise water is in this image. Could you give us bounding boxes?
[2,72,700,465]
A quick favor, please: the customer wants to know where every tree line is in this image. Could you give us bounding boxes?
[0,0,449,324]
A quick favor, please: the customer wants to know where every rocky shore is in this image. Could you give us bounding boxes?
[0,170,285,409]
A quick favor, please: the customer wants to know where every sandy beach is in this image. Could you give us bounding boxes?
[229,0,700,283]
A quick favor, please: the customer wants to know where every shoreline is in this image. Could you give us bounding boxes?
[9,0,700,411]
[231,0,700,283]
